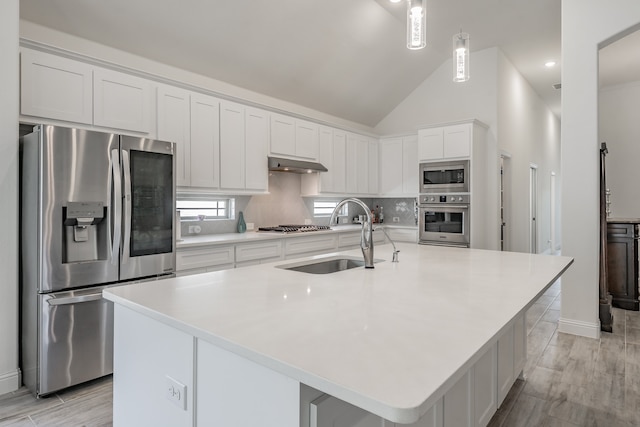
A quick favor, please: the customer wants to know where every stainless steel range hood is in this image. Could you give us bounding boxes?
[268,156,328,174]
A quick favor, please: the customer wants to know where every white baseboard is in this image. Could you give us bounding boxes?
[0,368,21,395]
[558,317,600,339]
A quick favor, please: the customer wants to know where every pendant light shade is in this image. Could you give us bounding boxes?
[453,32,470,82]
[407,0,426,50]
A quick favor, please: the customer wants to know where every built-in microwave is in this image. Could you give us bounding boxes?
[419,160,469,193]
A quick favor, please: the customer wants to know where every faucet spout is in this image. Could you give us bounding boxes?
[329,198,374,268]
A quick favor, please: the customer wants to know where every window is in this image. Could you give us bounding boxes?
[176,197,234,220]
[313,200,347,217]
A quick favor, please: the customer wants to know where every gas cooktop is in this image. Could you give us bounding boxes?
[258,225,331,233]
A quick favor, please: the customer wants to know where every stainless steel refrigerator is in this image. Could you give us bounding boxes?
[21,124,176,397]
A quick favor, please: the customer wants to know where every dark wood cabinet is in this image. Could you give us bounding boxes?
[607,222,639,310]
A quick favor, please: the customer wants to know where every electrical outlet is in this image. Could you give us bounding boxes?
[166,375,187,410]
[392,217,400,223]
[246,222,254,231]
[188,225,201,234]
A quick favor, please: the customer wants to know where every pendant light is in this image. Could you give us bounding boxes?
[407,0,426,50]
[453,31,470,82]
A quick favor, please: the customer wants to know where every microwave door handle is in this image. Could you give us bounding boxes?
[110,149,122,265]
[122,149,132,265]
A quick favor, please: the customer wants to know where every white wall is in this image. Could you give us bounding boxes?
[497,51,562,254]
[560,0,640,338]
[599,80,640,217]
[0,0,20,394]
[374,48,498,135]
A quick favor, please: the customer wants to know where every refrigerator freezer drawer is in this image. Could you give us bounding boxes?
[36,289,114,396]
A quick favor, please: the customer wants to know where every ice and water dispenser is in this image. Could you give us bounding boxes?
[63,202,107,263]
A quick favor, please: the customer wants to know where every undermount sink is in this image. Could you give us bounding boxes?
[277,256,382,274]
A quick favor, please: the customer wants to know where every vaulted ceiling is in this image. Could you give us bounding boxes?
[20,0,563,128]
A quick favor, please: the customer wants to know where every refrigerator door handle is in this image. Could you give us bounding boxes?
[122,149,132,265]
[110,149,122,265]
[47,292,104,306]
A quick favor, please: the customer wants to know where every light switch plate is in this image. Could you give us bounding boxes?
[165,375,187,410]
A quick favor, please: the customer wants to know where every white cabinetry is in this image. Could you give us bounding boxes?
[176,245,234,276]
[158,86,221,189]
[20,48,93,125]
[235,240,283,267]
[93,67,154,134]
[220,101,246,190]
[498,314,526,406]
[245,107,270,191]
[418,122,478,161]
[196,339,299,427]
[379,135,418,196]
[157,85,191,187]
[220,101,269,192]
[270,113,319,161]
[190,93,220,188]
[285,234,339,259]
[345,134,377,195]
[113,306,194,427]
[384,228,418,243]
[300,127,348,196]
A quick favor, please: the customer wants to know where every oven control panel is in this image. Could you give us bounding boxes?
[420,194,470,204]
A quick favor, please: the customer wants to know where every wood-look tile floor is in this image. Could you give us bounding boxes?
[1,280,639,426]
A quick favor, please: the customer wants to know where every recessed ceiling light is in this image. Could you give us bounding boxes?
[545,61,557,68]
[389,0,402,3]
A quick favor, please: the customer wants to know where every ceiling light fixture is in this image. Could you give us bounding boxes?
[389,0,402,3]
[453,31,470,82]
[407,0,426,50]
[545,61,557,68]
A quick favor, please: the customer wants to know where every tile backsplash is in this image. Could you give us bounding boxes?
[179,173,417,237]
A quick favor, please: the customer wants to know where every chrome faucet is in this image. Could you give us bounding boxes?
[379,227,400,262]
[329,198,374,268]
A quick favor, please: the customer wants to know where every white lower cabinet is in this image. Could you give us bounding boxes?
[113,306,194,427]
[285,234,339,259]
[196,339,299,427]
[176,245,234,273]
[235,240,283,266]
[384,228,418,243]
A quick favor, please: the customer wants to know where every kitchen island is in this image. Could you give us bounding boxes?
[104,243,572,427]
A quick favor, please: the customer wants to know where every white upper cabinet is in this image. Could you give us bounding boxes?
[418,122,476,161]
[295,120,319,160]
[220,101,269,192]
[332,131,347,194]
[418,127,444,161]
[190,93,220,189]
[94,67,154,134]
[244,106,269,191]
[220,101,246,190]
[270,113,296,157]
[402,135,418,194]
[300,127,347,196]
[379,135,418,196]
[20,48,93,125]
[269,113,319,161]
[379,138,403,195]
[157,85,191,187]
[368,138,379,195]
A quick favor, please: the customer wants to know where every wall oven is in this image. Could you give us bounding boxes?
[418,194,470,247]
[419,160,469,193]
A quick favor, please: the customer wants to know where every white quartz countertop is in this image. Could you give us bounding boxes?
[176,224,416,248]
[104,243,572,423]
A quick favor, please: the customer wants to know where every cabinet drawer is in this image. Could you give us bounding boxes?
[387,228,418,243]
[338,232,361,248]
[176,246,234,271]
[285,234,337,256]
[235,240,283,263]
